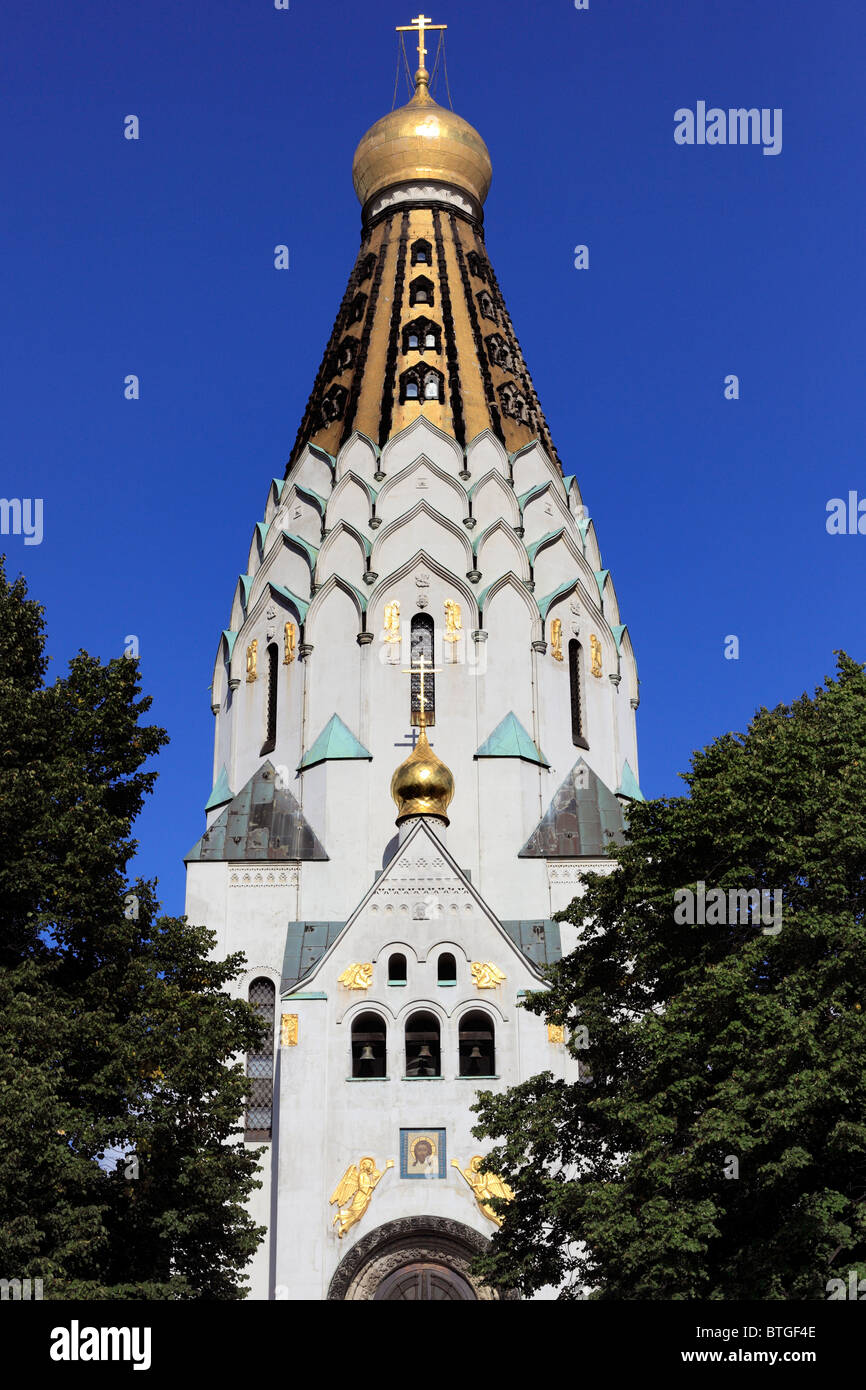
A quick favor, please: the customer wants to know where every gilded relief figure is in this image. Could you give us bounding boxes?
[337,962,373,990]
[547,1023,565,1044]
[280,1013,298,1046]
[590,633,603,678]
[246,639,258,682]
[550,617,564,661]
[471,962,506,989]
[451,1156,515,1227]
[330,1156,394,1238]
[284,621,297,665]
[444,599,462,642]
[383,599,401,643]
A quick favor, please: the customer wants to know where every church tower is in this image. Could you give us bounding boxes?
[185,15,641,1301]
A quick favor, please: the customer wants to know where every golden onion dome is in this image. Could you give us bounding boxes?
[352,70,492,209]
[390,723,455,824]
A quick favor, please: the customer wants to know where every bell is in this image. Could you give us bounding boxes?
[359,1045,375,1062]
[469,1046,483,1059]
[418,1044,433,1060]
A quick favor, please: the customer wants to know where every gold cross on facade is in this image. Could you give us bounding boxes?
[396,13,447,73]
[402,653,441,728]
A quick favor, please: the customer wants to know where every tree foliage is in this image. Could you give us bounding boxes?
[471,654,866,1299]
[0,558,265,1298]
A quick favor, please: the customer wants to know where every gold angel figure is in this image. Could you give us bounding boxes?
[590,633,602,678]
[246,639,258,682]
[284,621,297,665]
[550,617,564,661]
[471,961,506,990]
[451,1156,515,1227]
[330,1156,394,1238]
[383,599,401,644]
[444,599,462,643]
[337,963,373,991]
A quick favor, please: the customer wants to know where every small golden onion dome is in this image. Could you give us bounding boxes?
[352,70,492,208]
[390,723,455,824]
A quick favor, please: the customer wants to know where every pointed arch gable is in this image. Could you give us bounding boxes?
[306,573,368,632]
[380,415,464,477]
[519,483,573,542]
[510,439,563,497]
[335,431,380,482]
[326,471,377,532]
[477,572,542,639]
[318,519,372,575]
[286,442,336,498]
[375,455,468,529]
[464,428,509,478]
[248,533,316,613]
[474,519,531,582]
[367,551,479,630]
[371,501,474,578]
[469,470,520,530]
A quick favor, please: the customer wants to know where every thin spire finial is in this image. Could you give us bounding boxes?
[396,12,447,87]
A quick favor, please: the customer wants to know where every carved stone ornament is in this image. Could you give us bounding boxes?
[329,1157,394,1239]
[471,962,506,989]
[338,963,373,990]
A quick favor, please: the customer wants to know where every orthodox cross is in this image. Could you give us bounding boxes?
[396,13,447,72]
[401,653,440,729]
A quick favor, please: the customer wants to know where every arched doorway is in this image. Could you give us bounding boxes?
[327,1215,516,1301]
[373,1261,476,1301]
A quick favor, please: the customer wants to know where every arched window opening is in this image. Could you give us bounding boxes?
[405,1010,441,1077]
[399,365,444,406]
[246,978,276,1141]
[402,317,441,355]
[458,1011,495,1077]
[405,379,419,399]
[348,291,368,324]
[569,639,589,748]
[409,276,434,308]
[261,642,278,755]
[467,249,488,283]
[411,238,432,265]
[437,952,457,984]
[410,613,435,727]
[351,1012,387,1078]
[388,952,407,984]
[476,289,497,322]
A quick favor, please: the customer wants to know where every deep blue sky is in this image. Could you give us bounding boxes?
[2,0,863,917]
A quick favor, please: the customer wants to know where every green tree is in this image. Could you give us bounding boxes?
[471,654,866,1299]
[0,558,266,1298]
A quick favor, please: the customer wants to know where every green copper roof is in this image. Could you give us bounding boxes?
[295,484,328,515]
[255,522,268,555]
[282,531,320,569]
[576,517,591,548]
[537,580,577,621]
[238,574,253,611]
[561,474,576,497]
[299,715,372,771]
[526,529,566,565]
[517,483,550,512]
[204,764,233,812]
[221,629,238,658]
[611,623,627,653]
[475,712,549,767]
[187,761,327,862]
[267,583,309,623]
[616,760,645,802]
[594,569,609,605]
[519,758,626,858]
[271,478,286,502]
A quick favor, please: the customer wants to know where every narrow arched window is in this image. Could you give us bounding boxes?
[411,238,432,265]
[388,952,407,984]
[261,642,278,754]
[437,952,457,984]
[459,1011,495,1077]
[569,638,588,748]
[410,613,435,726]
[424,331,436,348]
[424,374,439,400]
[246,978,276,1141]
[405,1010,441,1077]
[409,276,434,308]
[407,333,419,349]
[405,379,419,399]
[351,1012,387,1078]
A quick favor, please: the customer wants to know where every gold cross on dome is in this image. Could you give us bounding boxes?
[396,13,447,72]
[401,653,441,728]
